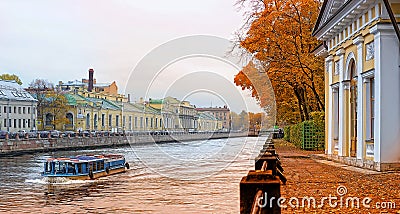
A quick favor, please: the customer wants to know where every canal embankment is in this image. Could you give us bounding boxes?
[0,132,247,156]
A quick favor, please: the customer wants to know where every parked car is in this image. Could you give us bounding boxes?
[0,131,9,139]
[64,131,76,137]
[78,130,90,137]
[39,131,50,138]
[27,130,38,138]
[17,130,27,138]
[50,130,63,138]
[89,130,98,137]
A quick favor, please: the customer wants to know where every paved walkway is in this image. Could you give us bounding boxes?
[274,140,400,214]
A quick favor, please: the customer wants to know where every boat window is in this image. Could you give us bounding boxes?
[99,161,104,170]
[77,163,82,174]
[44,162,51,173]
[66,163,74,174]
[54,162,66,173]
[89,163,94,172]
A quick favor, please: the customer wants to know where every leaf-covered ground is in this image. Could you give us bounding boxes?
[273,139,400,214]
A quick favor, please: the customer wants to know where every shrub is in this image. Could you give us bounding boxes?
[284,112,325,150]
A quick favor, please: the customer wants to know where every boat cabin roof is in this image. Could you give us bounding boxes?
[46,154,124,163]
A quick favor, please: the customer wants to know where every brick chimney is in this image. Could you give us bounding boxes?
[88,68,94,92]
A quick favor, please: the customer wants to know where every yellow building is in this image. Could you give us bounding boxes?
[196,106,231,131]
[148,97,197,131]
[197,112,219,132]
[313,0,400,171]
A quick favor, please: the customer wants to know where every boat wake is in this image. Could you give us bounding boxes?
[25,177,94,185]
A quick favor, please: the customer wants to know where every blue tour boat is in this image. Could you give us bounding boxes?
[42,154,129,181]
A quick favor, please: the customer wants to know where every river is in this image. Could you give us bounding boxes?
[0,136,267,213]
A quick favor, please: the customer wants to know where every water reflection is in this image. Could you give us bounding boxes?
[0,136,267,213]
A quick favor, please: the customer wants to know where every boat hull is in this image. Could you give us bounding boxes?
[46,166,126,182]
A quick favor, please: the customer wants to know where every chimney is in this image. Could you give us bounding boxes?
[127,94,131,103]
[88,68,94,92]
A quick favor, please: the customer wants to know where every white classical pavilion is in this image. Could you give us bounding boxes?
[313,0,400,171]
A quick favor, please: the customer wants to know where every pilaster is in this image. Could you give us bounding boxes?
[353,35,365,159]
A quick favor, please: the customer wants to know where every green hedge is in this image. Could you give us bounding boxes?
[284,112,325,150]
[283,126,291,141]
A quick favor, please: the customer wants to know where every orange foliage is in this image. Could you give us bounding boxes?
[234,0,325,124]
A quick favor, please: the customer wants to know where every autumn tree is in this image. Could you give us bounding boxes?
[42,90,69,130]
[231,110,251,131]
[233,0,324,124]
[249,112,264,130]
[0,74,22,85]
[28,79,69,130]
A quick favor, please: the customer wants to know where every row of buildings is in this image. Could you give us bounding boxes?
[0,69,231,133]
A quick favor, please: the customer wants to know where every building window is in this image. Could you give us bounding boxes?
[333,88,339,140]
[140,117,143,128]
[4,119,6,128]
[116,115,119,127]
[18,107,21,114]
[123,116,126,129]
[160,118,162,128]
[28,119,31,128]
[129,116,132,130]
[4,106,6,113]
[28,107,30,114]
[66,113,74,126]
[155,118,158,128]
[370,77,375,139]
[109,115,112,127]
[101,114,105,127]
[135,117,138,128]
[86,113,90,129]
[94,114,98,129]
[14,107,16,114]
[14,119,17,128]
[9,119,11,128]
[9,107,11,114]
[23,119,26,128]
[23,107,26,114]
[350,60,358,157]
[151,118,153,128]
[145,117,148,128]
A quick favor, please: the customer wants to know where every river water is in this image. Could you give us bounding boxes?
[0,136,267,213]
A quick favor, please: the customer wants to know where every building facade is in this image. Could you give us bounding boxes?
[0,80,37,132]
[313,0,400,171]
[148,97,198,131]
[197,112,220,132]
[196,106,231,131]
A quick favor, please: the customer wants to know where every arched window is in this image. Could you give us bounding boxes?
[94,114,98,129]
[86,113,90,129]
[349,59,357,157]
[45,113,53,126]
[66,113,73,125]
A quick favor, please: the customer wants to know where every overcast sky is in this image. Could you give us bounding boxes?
[0,0,265,112]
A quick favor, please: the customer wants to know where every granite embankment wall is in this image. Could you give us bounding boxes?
[0,132,247,156]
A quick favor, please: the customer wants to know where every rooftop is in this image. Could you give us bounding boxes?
[0,80,37,102]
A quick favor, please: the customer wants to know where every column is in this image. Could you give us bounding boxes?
[370,24,400,165]
[336,48,347,157]
[332,86,339,153]
[326,55,334,155]
[353,35,364,159]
